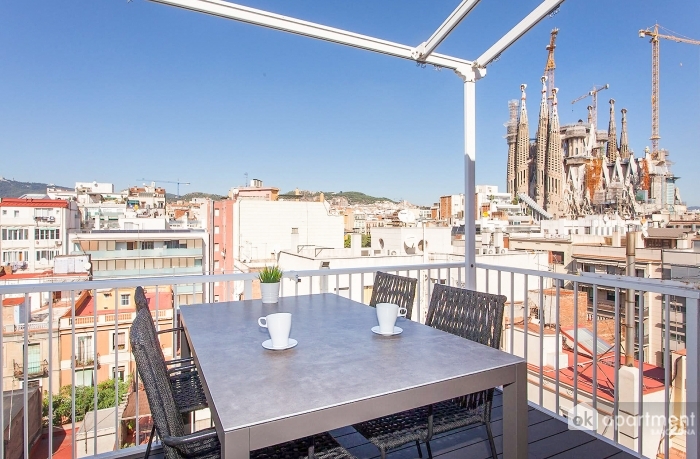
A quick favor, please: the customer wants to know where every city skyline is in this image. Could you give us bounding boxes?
[2,0,699,206]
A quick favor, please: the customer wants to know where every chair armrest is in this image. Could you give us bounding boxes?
[166,357,194,367]
[156,326,184,335]
[162,428,219,458]
[162,428,218,446]
[168,364,196,375]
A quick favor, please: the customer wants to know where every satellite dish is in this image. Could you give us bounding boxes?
[83,262,92,272]
[397,210,416,224]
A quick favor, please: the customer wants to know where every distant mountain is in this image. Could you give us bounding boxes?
[688,206,699,211]
[0,177,70,198]
[166,192,227,202]
[326,191,396,204]
[281,190,397,205]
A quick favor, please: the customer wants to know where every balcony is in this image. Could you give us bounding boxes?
[75,352,100,368]
[13,359,48,379]
[2,262,698,459]
[78,247,203,260]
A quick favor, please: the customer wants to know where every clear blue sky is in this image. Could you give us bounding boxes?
[2,1,699,206]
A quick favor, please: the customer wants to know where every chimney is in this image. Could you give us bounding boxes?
[350,233,361,257]
[290,228,299,254]
[611,229,621,247]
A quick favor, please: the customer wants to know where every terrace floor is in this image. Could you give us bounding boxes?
[329,392,636,459]
[137,391,636,459]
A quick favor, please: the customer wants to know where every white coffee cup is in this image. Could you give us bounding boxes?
[376,303,407,334]
[258,312,292,348]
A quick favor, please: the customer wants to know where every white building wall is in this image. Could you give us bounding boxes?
[235,201,344,263]
[0,201,79,273]
[370,227,452,257]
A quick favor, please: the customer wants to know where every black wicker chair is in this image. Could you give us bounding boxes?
[369,272,417,320]
[130,308,356,459]
[353,284,506,459]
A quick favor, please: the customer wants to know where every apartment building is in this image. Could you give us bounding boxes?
[56,288,174,389]
[0,198,80,273]
[69,230,207,304]
[438,194,464,224]
[234,200,344,264]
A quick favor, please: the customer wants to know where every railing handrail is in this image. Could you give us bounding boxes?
[476,262,700,299]
[0,262,467,295]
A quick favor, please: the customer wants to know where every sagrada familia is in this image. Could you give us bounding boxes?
[505,77,681,219]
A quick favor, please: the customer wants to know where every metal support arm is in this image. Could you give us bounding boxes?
[412,0,481,60]
[474,0,565,68]
[148,0,473,71]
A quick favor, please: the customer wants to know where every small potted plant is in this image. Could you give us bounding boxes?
[258,265,283,304]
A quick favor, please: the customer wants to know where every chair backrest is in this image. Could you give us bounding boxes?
[425,284,506,418]
[135,286,149,312]
[369,271,418,320]
[131,309,185,459]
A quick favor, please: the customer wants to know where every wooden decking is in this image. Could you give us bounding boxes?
[330,392,636,459]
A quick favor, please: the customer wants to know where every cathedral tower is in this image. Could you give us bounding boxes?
[619,108,630,160]
[506,100,518,196]
[515,84,530,195]
[606,99,619,162]
[534,76,549,206]
[545,88,563,215]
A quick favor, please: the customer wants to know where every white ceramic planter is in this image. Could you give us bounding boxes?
[260,282,280,304]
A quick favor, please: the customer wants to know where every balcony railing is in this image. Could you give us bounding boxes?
[75,352,100,368]
[1,261,698,459]
[13,359,48,379]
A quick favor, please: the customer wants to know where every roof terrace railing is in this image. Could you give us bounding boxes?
[2,261,697,459]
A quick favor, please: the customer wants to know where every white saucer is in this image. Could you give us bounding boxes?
[371,326,403,336]
[262,338,298,350]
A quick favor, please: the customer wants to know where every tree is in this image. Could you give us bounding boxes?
[361,234,371,248]
[43,378,129,426]
[344,235,351,248]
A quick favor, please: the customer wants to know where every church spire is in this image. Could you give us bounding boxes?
[515,84,530,195]
[534,76,549,206]
[619,108,630,160]
[606,99,619,162]
[545,87,563,216]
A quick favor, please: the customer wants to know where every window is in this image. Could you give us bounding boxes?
[636,269,645,278]
[36,250,59,262]
[141,241,154,250]
[2,251,28,263]
[112,366,126,381]
[26,343,41,375]
[607,266,618,275]
[2,228,29,240]
[112,331,127,351]
[214,295,220,302]
[14,210,19,217]
[214,243,220,252]
[214,260,220,270]
[120,294,130,306]
[34,228,60,240]
[1,210,5,215]
[75,369,94,387]
[76,335,93,365]
[214,209,220,217]
[214,226,220,235]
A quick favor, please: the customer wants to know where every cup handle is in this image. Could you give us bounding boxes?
[398,307,407,318]
[258,317,267,328]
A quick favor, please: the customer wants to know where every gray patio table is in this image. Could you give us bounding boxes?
[180,293,527,459]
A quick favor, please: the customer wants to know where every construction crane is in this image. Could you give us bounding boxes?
[639,24,700,158]
[571,84,609,129]
[138,178,190,198]
[544,28,558,109]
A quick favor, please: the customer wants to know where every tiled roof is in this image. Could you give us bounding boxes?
[0,198,69,208]
[2,297,25,306]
